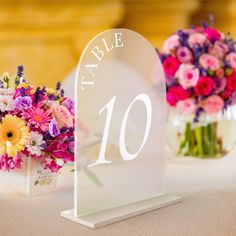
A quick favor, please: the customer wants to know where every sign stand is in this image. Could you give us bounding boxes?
[61,194,181,229]
[61,28,182,229]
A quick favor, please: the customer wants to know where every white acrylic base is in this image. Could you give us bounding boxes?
[61,194,182,229]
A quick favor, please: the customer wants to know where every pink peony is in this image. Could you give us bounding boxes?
[203,95,224,114]
[176,47,193,63]
[209,41,228,59]
[194,76,214,96]
[188,33,207,47]
[176,98,197,115]
[167,85,191,106]
[163,34,180,54]
[226,53,236,69]
[176,64,199,89]
[204,27,221,42]
[52,104,73,128]
[199,53,221,71]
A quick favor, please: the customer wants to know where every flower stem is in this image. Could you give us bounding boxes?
[195,126,204,156]
[178,121,222,158]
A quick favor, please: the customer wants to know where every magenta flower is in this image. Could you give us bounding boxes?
[22,106,52,131]
[46,132,74,163]
[166,85,191,106]
[0,154,22,172]
[43,158,62,173]
[163,56,180,77]
[204,27,221,42]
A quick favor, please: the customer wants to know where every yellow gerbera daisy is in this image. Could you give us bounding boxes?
[0,115,30,157]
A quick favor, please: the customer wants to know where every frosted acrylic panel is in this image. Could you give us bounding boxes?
[75,29,166,216]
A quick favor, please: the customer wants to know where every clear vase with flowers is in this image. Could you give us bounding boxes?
[159,19,236,158]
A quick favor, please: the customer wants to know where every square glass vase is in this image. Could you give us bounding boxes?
[0,155,58,196]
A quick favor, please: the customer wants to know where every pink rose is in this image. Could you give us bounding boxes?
[163,56,180,77]
[176,98,197,115]
[176,47,193,63]
[226,53,236,69]
[52,104,73,128]
[204,27,221,42]
[166,85,191,106]
[188,33,207,47]
[199,53,221,71]
[203,95,224,114]
[163,34,180,54]
[176,64,199,89]
[209,41,228,59]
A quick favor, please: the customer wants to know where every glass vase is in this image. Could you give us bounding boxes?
[167,106,236,158]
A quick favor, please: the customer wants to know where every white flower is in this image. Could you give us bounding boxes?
[0,88,15,96]
[0,95,15,112]
[26,131,45,156]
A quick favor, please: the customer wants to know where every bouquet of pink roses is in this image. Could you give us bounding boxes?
[159,21,236,157]
[0,66,74,172]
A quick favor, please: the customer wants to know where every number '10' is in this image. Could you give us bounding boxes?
[89,93,152,167]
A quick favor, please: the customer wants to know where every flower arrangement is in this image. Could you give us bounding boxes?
[0,66,74,172]
[159,20,236,157]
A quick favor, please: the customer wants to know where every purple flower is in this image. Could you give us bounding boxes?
[17,65,24,78]
[48,94,55,101]
[61,98,74,114]
[49,118,60,137]
[56,82,61,91]
[15,96,32,110]
[20,87,26,96]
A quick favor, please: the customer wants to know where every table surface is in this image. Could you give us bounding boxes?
[1,150,236,236]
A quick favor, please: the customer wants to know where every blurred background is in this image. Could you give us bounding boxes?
[0,0,235,88]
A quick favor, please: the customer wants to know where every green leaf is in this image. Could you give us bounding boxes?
[225,68,233,76]
[208,70,214,76]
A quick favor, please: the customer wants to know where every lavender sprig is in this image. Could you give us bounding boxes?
[17,65,24,78]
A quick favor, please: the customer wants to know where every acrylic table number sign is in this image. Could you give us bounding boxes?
[61,29,182,229]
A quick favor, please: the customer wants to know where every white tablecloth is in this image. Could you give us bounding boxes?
[1,150,236,236]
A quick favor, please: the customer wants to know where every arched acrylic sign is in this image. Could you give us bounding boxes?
[61,29,181,228]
